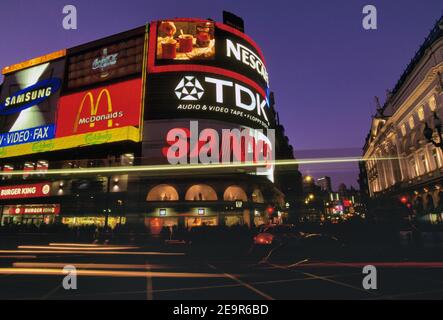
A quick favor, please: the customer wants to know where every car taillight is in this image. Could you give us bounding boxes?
[255,233,273,244]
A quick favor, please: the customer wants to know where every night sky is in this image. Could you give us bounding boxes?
[0,0,442,189]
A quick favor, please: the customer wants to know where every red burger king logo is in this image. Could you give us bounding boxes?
[0,182,52,199]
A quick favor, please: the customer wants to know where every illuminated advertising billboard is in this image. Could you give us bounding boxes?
[57,78,143,137]
[149,20,269,91]
[0,59,65,148]
[66,35,145,89]
[142,119,275,181]
[0,182,51,200]
[214,25,269,91]
[0,78,143,158]
[156,21,215,61]
[146,72,271,129]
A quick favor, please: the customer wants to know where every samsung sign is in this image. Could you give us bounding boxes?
[0,78,61,115]
[0,77,61,147]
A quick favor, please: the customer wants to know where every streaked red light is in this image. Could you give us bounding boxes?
[254,233,273,245]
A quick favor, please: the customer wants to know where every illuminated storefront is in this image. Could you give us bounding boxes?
[61,216,126,229]
[1,204,59,225]
[143,179,275,233]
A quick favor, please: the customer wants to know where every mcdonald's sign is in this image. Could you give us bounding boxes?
[56,78,142,138]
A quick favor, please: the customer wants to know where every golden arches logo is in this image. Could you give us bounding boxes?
[74,89,113,133]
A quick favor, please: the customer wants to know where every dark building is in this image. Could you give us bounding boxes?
[317,176,332,192]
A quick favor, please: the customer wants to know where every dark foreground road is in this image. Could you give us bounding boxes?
[1,241,443,299]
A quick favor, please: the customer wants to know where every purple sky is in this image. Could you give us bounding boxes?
[0,0,442,189]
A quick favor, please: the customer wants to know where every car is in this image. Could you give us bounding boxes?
[253,224,301,245]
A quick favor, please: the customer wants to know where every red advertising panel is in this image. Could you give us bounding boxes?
[56,78,142,137]
[0,182,51,200]
[3,204,60,215]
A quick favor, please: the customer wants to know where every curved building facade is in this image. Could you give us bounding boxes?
[0,16,298,231]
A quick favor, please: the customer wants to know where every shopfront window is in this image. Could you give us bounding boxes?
[432,148,442,169]
[408,116,415,130]
[429,95,437,112]
[224,215,244,226]
[121,153,134,166]
[417,106,425,121]
[251,189,264,203]
[147,184,179,201]
[409,156,418,178]
[223,186,248,201]
[185,216,217,228]
[420,152,429,173]
[23,162,35,179]
[400,124,407,137]
[35,160,49,177]
[1,164,14,180]
[61,216,125,229]
[185,184,217,201]
[253,216,266,227]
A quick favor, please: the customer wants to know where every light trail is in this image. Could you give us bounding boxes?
[291,261,443,268]
[0,250,185,256]
[49,243,106,247]
[0,156,401,177]
[0,268,226,278]
[0,255,37,259]
[18,245,138,251]
[12,262,169,270]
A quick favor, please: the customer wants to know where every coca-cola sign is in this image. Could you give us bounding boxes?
[91,48,118,77]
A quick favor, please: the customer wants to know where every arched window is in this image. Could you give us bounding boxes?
[147,184,179,201]
[223,186,248,201]
[429,95,437,112]
[185,184,218,201]
[251,189,264,203]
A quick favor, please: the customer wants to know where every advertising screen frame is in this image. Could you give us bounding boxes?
[147,19,269,98]
[0,28,148,158]
[57,77,144,138]
[65,29,146,91]
[145,71,272,130]
[0,57,66,148]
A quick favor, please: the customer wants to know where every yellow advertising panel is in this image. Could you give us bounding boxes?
[0,126,140,159]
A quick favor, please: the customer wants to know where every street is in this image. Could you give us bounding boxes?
[1,241,443,299]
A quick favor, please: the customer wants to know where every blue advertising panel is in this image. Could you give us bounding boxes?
[0,59,65,148]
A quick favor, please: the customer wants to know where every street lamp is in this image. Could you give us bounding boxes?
[424,112,443,151]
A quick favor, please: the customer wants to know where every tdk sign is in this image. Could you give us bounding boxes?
[0,78,61,115]
[175,76,269,122]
